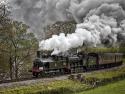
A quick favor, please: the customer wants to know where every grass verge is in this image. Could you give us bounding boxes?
[76,78,125,94]
[0,80,90,94]
[69,65,125,86]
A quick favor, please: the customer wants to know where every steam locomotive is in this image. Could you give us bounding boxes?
[32,51,123,77]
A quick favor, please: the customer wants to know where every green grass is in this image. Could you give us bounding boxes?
[77,79,125,94]
[85,66,125,80]
[0,80,90,94]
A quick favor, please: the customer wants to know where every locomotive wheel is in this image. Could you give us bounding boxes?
[33,72,39,78]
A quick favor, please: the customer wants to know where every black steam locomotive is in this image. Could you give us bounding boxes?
[32,51,123,77]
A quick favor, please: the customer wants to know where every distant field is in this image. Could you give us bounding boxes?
[77,79,125,94]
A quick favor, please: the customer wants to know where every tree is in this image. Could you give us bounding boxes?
[0,4,38,80]
[9,21,38,79]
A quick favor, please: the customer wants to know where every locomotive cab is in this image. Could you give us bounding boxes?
[86,53,99,70]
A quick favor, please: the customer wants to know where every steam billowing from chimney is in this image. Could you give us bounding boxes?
[39,14,125,55]
[39,0,125,55]
[7,0,125,54]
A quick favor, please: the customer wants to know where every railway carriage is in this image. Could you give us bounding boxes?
[86,53,123,70]
[32,51,123,77]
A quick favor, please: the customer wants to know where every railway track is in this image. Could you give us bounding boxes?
[0,73,69,85]
[0,64,125,88]
[0,75,68,88]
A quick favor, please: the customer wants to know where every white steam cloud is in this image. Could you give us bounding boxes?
[39,14,124,55]
[8,0,125,39]
[7,0,125,54]
[39,1,125,55]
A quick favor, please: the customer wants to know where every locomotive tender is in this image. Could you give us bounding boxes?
[32,51,123,77]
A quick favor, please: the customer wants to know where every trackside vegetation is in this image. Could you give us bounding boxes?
[77,79,125,94]
[0,80,90,94]
[69,65,125,86]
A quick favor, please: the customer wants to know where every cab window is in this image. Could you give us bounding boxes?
[87,56,97,65]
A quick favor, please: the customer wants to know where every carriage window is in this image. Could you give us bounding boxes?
[100,56,104,63]
[109,55,113,61]
[120,55,122,61]
[116,55,121,61]
[103,56,106,60]
[118,56,119,61]
[116,55,119,61]
[119,56,122,61]
[113,55,115,61]
[119,56,121,61]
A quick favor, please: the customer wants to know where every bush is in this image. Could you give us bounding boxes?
[68,75,75,80]
[84,77,100,86]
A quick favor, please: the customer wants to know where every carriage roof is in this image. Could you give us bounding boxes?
[88,53,123,56]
